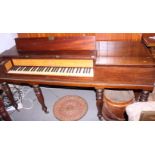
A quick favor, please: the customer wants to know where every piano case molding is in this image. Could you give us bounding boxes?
[18,33,142,41]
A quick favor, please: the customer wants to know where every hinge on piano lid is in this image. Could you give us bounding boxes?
[48,36,55,40]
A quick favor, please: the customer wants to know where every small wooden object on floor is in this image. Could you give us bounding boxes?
[102,89,135,121]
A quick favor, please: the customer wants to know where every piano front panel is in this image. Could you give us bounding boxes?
[11,59,93,67]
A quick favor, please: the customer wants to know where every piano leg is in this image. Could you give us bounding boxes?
[0,90,12,121]
[2,82,18,111]
[33,85,49,113]
[96,89,104,121]
[138,90,150,102]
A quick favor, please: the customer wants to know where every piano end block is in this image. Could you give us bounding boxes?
[2,60,13,73]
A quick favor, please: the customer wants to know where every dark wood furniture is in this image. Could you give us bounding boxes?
[0,87,12,121]
[139,111,155,121]
[142,33,155,57]
[0,36,155,121]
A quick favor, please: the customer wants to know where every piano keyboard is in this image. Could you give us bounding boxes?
[8,66,94,77]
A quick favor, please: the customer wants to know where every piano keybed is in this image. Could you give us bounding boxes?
[4,59,94,77]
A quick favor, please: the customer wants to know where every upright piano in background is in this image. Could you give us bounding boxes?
[0,36,155,120]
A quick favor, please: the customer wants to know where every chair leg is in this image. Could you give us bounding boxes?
[0,90,12,121]
[138,90,150,102]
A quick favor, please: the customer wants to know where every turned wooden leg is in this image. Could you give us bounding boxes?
[139,90,150,102]
[2,82,18,110]
[0,90,12,121]
[96,89,104,121]
[33,85,48,113]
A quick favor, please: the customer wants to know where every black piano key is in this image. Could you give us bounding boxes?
[68,68,72,73]
[16,66,22,71]
[46,67,49,72]
[56,67,60,72]
[63,68,66,72]
[60,67,63,72]
[11,66,17,71]
[37,67,41,72]
[40,67,45,72]
[37,67,40,72]
[79,68,82,73]
[20,67,26,71]
[45,67,49,72]
[60,68,63,72]
[35,67,40,72]
[27,67,32,71]
[23,67,27,71]
[57,67,60,72]
[47,67,51,72]
[76,68,79,73]
[68,68,71,73]
[71,68,74,73]
[51,67,55,72]
[25,67,28,71]
[23,67,28,71]
[30,67,34,71]
[88,68,91,73]
[69,67,72,73]
[54,67,58,72]
[11,68,15,71]
[39,67,43,72]
[83,68,86,73]
[86,68,89,73]
[16,66,20,71]
[53,67,57,72]
[27,67,31,71]
[29,67,34,71]
[32,67,37,71]
[67,67,70,73]
[31,67,35,71]
[85,68,87,73]
[56,67,59,72]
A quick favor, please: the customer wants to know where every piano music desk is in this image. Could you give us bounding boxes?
[0,41,155,120]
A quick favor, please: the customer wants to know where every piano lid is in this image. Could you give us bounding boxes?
[15,36,96,51]
[13,36,97,60]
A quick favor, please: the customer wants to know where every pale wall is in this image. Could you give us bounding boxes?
[0,33,17,53]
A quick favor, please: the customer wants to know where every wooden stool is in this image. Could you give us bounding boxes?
[102,90,135,121]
